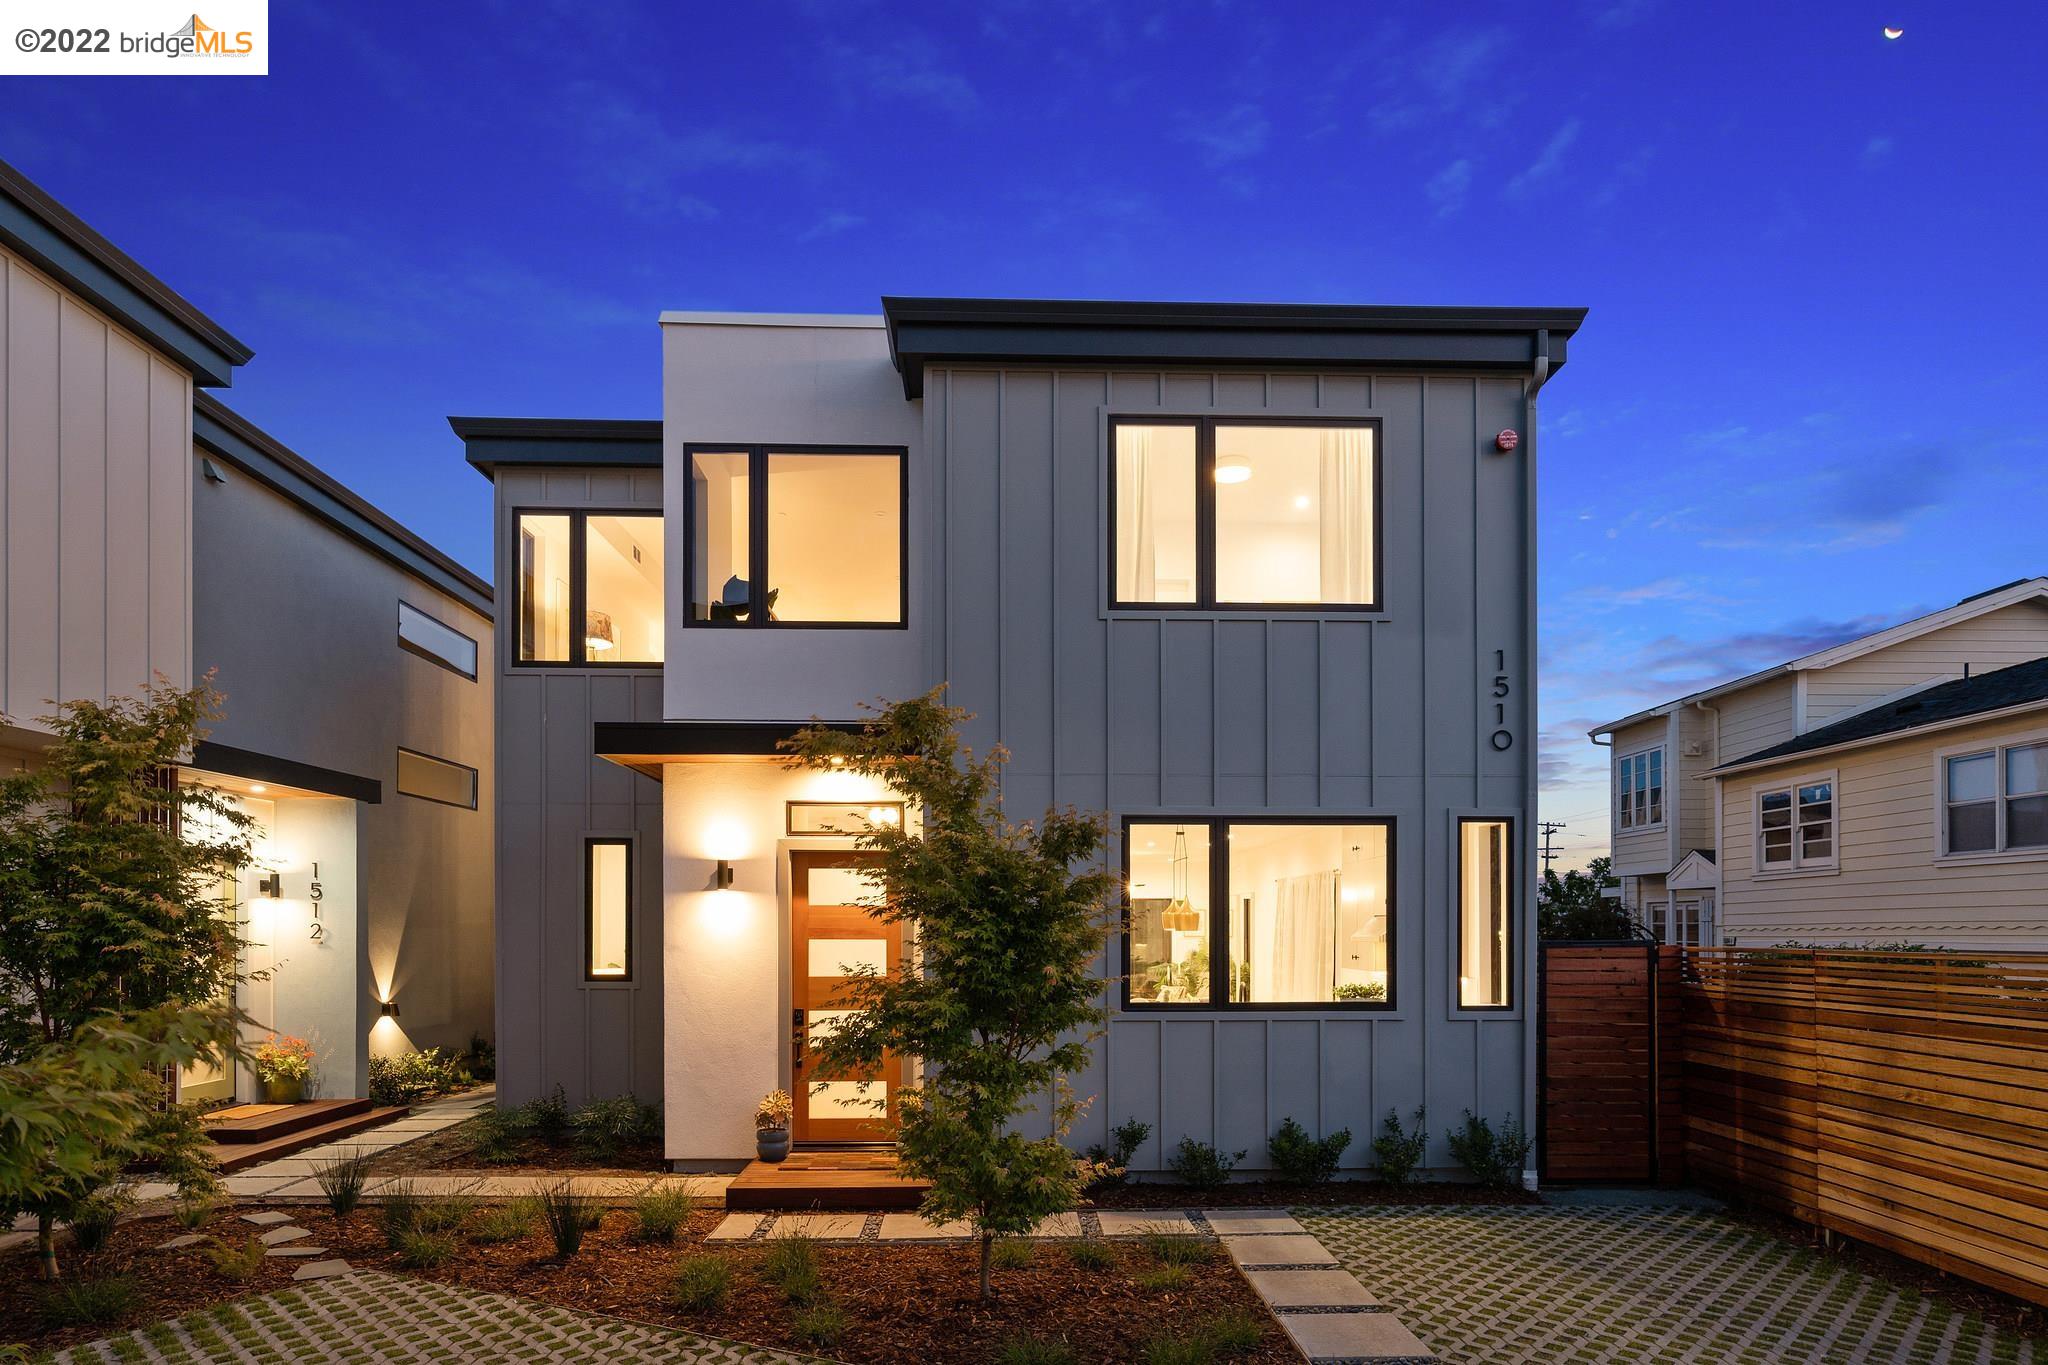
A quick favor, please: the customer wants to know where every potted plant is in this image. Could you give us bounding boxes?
[754,1089,793,1162]
[253,1034,315,1104]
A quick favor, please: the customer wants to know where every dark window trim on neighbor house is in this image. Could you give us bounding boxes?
[1119,813,1399,1015]
[510,507,665,669]
[1106,414,1384,614]
[681,443,911,631]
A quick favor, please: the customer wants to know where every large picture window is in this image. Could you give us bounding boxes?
[1457,819,1513,1009]
[686,445,906,627]
[1125,818,1393,1009]
[515,510,665,664]
[1111,418,1379,610]
[1944,742,2048,856]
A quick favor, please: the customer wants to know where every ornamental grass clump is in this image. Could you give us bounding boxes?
[996,1337,1082,1365]
[66,1188,128,1252]
[536,1180,601,1258]
[632,1184,693,1242]
[760,1225,824,1305]
[38,1275,136,1328]
[314,1149,374,1228]
[670,1254,732,1311]
[1065,1239,1115,1271]
[470,1198,540,1245]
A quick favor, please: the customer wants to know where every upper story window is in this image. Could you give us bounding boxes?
[686,445,906,627]
[396,747,477,810]
[1110,418,1379,610]
[1757,775,1833,871]
[397,601,477,680]
[1617,747,1664,831]
[515,511,664,665]
[1944,741,2048,856]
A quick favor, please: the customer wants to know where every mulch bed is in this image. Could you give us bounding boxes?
[1086,1178,1538,1208]
[4,1202,1293,1363]
[368,1116,667,1177]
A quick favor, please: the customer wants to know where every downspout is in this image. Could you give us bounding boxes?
[1520,330,1549,1191]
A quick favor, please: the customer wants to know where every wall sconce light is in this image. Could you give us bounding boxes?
[257,871,282,899]
[380,1000,401,1019]
[714,860,735,889]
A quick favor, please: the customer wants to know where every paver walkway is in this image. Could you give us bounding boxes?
[1303,1203,2045,1365]
[52,1268,829,1363]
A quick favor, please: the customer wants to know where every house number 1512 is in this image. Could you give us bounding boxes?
[309,861,324,943]
[1489,650,1513,751]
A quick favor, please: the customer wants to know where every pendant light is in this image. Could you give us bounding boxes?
[1161,826,1200,931]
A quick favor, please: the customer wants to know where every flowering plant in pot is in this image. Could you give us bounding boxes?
[253,1034,315,1103]
[755,1089,793,1162]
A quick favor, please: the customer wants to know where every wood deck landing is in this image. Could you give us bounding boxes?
[726,1150,929,1210]
[202,1098,410,1170]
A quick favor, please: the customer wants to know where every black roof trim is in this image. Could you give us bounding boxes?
[881,296,1588,399]
[1719,657,2048,771]
[0,157,252,385]
[190,741,382,805]
[450,416,663,481]
[594,719,861,759]
[195,393,493,617]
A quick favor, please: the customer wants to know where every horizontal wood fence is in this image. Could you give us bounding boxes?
[1681,947,2048,1308]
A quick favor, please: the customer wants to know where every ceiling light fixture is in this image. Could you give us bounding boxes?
[1214,458,1252,485]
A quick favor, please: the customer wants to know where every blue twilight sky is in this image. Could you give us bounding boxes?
[5,1,2045,868]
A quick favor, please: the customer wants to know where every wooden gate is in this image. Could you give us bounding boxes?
[1538,942,1684,1183]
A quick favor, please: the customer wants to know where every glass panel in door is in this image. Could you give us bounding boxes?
[790,850,901,1143]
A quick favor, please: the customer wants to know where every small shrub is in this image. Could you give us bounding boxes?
[38,1276,135,1328]
[173,1196,216,1231]
[537,1181,602,1257]
[467,1108,524,1165]
[470,1199,540,1245]
[1084,1117,1152,1186]
[1065,1239,1115,1271]
[203,1237,266,1282]
[1166,1138,1243,1190]
[989,1237,1034,1269]
[367,1047,473,1106]
[1142,1230,1217,1267]
[570,1095,660,1163]
[1134,1264,1192,1294]
[670,1254,732,1311]
[996,1336,1081,1365]
[67,1187,129,1252]
[1268,1117,1352,1185]
[315,1149,375,1226]
[1447,1111,1530,1191]
[415,1191,476,1236]
[1198,1309,1266,1358]
[760,1226,822,1304]
[463,1032,497,1082]
[520,1086,571,1144]
[633,1185,693,1242]
[790,1301,847,1349]
[1334,981,1387,1001]
[1371,1107,1428,1187]
[394,1226,457,1268]
[1140,1330,1215,1365]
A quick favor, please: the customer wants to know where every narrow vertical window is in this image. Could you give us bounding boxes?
[1114,424,1199,603]
[584,514,665,662]
[690,451,752,622]
[2005,743,2048,849]
[1647,750,1664,825]
[517,513,573,661]
[587,839,631,980]
[1458,819,1513,1009]
[1126,823,1212,1003]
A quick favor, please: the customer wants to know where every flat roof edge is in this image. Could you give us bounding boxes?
[658,310,885,329]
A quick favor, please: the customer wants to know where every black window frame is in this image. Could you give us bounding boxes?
[786,799,908,835]
[1119,814,1397,1013]
[584,836,634,983]
[396,600,478,681]
[681,443,911,631]
[1106,415,1384,613]
[394,746,478,811]
[1454,816,1516,1012]
[509,507,666,668]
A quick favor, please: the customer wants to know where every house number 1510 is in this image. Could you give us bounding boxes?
[1489,650,1513,751]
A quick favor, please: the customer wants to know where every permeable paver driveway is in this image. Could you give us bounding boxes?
[52,1268,828,1364]
[1303,1204,2044,1365]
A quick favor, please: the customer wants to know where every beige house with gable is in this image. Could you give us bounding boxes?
[1590,577,2048,946]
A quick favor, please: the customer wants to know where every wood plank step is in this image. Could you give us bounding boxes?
[209,1105,410,1171]
[726,1156,929,1211]
[204,1098,374,1143]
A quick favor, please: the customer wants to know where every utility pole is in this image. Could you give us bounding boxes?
[1538,821,1567,874]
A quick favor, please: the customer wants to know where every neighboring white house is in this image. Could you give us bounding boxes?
[1590,578,2048,947]
[460,297,1586,1174]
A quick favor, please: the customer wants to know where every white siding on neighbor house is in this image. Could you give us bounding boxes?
[1717,710,2048,949]
[1608,716,1671,877]
[0,241,191,732]
[1801,602,2048,729]
[1715,675,1798,766]
[1676,702,1715,857]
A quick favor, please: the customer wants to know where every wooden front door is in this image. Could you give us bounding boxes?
[791,851,902,1144]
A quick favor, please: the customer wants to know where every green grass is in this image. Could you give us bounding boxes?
[994,1336,1081,1365]
[469,1198,541,1245]
[1134,1264,1192,1294]
[633,1185,694,1242]
[760,1227,823,1303]
[670,1254,733,1311]
[1141,1231,1218,1267]
[1139,1331,1216,1365]
[393,1226,458,1269]
[1065,1239,1116,1271]
[790,1300,848,1349]
[990,1238,1035,1269]
[1196,1309,1266,1358]
[39,1275,137,1328]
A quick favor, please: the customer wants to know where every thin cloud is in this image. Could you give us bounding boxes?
[1861,135,1895,166]
[1367,26,1512,133]
[1181,103,1270,168]
[1506,118,1582,196]
[1426,158,1473,217]
[797,211,867,242]
[825,33,978,113]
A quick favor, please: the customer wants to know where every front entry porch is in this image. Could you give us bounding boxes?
[726,1149,930,1210]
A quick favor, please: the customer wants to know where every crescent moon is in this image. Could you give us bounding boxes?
[1883,26,1904,38]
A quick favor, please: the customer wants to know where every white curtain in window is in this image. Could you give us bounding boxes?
[1317,429,1371,602]
[1270,871,1338,999]
[1117,428,1158,600]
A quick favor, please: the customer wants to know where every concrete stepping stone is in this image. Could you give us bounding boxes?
[1203,1208,1304,1235]
[292,1258,353,1281]
[771,1213,866,1240]
[240,1211,293,1226]
[258,1226,311,1245]
[154,1233,208,1250]
[877,1213,971,1240]
[1279,1309,1437,1362]
[265,1245,329,1258]
[1097,1209,1198,1236]
[705,1214,765,1242]
[1245,1268,1380,1309]
[1027,1213,1082,1238]
[1224,1233,1337,1268]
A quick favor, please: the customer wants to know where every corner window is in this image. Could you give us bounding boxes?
[1944,742,2048,856]
[1756,776,1833,871]
[515,510,665,664]
[396,747,477,810]
[1457,819,1513,1009]
[1617,748,1663,831]
[586,838,631,980]
[398,601,478,680]
[686,446,906,627]
[1125,819,1393,1009]
[1111,418,1379,610]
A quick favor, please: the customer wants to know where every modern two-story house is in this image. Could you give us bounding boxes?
[1591,577,2048,948]
[0,157,494,1101]
[459,298,1583,1175]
